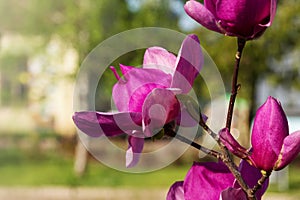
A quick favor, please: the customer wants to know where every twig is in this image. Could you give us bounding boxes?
[226,38,246,131]
[198,119,254,199]
[175,133,221,158]
[163,124,221,158]
[250,170,271,195]
[198,114,220,143]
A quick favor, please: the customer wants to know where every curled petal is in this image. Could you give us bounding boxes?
[171,34,203,94]
[250,96,289,171]
[184,162,234,200]
[184,1,222,33]
[143,47,177,74]
[167,181,185,200]
[126,135,144,168]
[234,160,269,200]
[142,88,180,137]
[220,187,247,200]
[73,111,142,137]
[219,128,249,159]
[253,0,277,39]
[274,131,300,170]
[112,67,172,112]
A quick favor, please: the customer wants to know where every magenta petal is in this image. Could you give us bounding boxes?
[234,160,269,200]
[112,67,172,112]
[215,0,260,36]
[167,181,185,200]
[171,34,203,94]
[184,162,234,200]
[274,131,300,170]
[250,96,289,171]
[184,1,221,33]
[252,0,277,38]
[73,111,142,137]
[186,0,276,39]
[143,47,177,74]
[219,128,248,159]
[119,63,134,75]
[126,135,144,168]
[142,88,180,137]
[220,187,247,200]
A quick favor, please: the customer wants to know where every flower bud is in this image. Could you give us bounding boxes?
[250,97,289,171]
[184,0,277,40]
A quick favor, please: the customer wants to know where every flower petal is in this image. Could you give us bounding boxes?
[167,181,185,200]
[143,47,177,74]
[119,63,134,75]
[252,0,277,39]
[112,67,172,112]
[219,128,249,159]
[171,34,203,94]
[204,0,217,16]
[214,0,273,39]
[142,88,180,137]
[184,1,222,33]
[126,135,144,168]
[233,160,269,200]
[220,187,247,200]
[183,162,235,200]
[274,130,300,170]
[250,96,289,171]
[73,111,142,137]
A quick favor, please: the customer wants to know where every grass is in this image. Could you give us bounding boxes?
[0,147,189,188]
[0,138,299,197]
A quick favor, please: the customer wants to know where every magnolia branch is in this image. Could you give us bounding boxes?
[198,120,255,199]
[226,38,246,131]
[251,170,272,195]
[164,126,221,158]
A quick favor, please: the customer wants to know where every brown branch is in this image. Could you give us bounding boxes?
[226,38,246,131]
[175,134,221,158]
[164,127,221,159]
[198,111,220,143]
[250,170,271,195]
[199,107,255,199]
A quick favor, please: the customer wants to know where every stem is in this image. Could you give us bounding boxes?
[165,128,221,158]
[199,112,220,143]
[226,38,246,131]
[199,109,255,199]
[220,147,256,200]
[175,134,221,158]
[250,171,271,195]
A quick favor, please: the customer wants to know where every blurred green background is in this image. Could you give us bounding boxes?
[0,0,299,199]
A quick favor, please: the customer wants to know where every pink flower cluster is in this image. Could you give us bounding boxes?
[73,0,300,199]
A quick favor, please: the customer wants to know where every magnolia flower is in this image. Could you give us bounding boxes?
[73,34,203,167]
[167,160,268,200]
[184,0,277,39]
[250,96,300,171]
[219,97,300,172]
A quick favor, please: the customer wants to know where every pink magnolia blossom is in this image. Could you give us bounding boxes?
[167,160,268,200]
[218,97,300,172]
[73,34,203,167]
[184,0,277,39]
[250,96,300,171]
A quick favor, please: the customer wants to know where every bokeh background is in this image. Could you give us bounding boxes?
[0,0,299,199]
